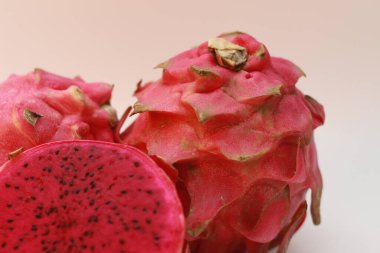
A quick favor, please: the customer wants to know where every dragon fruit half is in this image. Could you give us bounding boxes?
[121,32,325,252]
[0,69,117,165]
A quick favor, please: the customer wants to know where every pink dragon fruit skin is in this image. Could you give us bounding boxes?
[121,32,325,253]
[0,69,117,165]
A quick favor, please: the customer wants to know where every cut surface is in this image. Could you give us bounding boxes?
[0,140,184,253]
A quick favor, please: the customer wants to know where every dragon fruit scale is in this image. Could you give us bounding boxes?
[121,32,325,253]
[0,69,117,165]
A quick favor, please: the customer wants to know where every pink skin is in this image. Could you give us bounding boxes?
[0,69,117,165]
[121,32,325,252]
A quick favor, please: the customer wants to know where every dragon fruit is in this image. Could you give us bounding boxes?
[0,69,117,165]
[0,140,185,253]
[120,32,325,252]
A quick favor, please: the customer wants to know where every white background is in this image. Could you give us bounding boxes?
[0,1,379,252]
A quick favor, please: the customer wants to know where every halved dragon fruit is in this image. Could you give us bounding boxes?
[0,140,185,253]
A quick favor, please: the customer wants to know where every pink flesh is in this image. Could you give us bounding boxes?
[0,140,184,253]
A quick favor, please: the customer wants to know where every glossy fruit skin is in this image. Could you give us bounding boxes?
[122,32,325,252]
[0,69,117,165]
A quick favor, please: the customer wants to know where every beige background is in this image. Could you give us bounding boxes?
[1,0,379,252]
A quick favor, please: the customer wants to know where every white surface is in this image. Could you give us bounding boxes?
[0,1,379,252]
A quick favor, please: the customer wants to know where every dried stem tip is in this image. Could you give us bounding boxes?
[208,38,248,71]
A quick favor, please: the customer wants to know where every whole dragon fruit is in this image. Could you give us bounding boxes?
[121,32,325,253]
[0,69,117,165]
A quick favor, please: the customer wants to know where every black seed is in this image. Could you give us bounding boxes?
[89,199,95,206]
[119,239,125,245]
[142,207,147,212]
[146,218,152,224]
[128,174,134,178]
[81,244,87,249]
[35,213,42,219]
[6,203,12,208]
[62,157,68,161]
[133,161,139,167]
[111,205,118,210]
[146,190,153,195]
[7,219,13,223]
[121,190,127,195]
[132,219,138,224]
[1,242,6,248]
[5,183,10,188]
[156,201,161,206]
[88,215,98,223]
[97,166,103,171]
[105,201,111,205]
[74,147,79,152]
[84,187,88,192]
[55,150,60,155]
[69,180,74,187]
[24,163,29,168]
[42,229,50,236]
[138,175,144,180]
[13,244,19,250]
[31,225,38,231]
[154,235,160,241]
